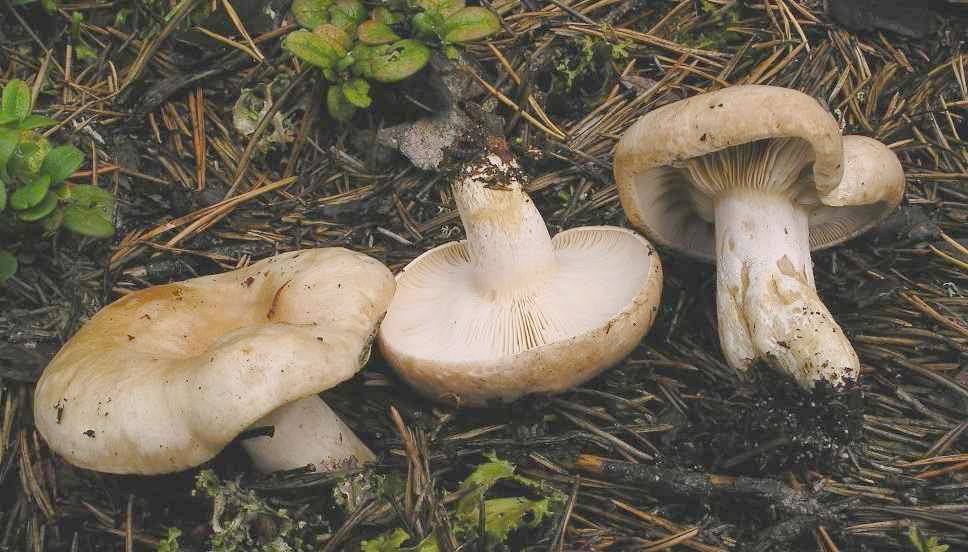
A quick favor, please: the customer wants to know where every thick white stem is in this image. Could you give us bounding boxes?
[453,148,557,295]
[715,191,859,389]
[240,395,375,473]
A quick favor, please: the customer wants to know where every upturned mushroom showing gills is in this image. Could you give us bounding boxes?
[614,85,904,390]
[33,249,395,475]
[378,139,663,406]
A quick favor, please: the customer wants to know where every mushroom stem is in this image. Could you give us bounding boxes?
[714,190,859,389]
[452,142,557,294]
[240,395,375,473]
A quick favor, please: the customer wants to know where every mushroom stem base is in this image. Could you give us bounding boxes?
[240,395,375,473]
[714,191,859,389]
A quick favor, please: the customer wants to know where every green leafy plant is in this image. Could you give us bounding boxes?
[156,528,183,552]
[0,79,114,283]
[908,525,949,552]
[360,453,560,551]
[284,0,500,121]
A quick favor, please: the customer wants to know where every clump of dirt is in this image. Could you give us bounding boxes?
[675,366,864,476]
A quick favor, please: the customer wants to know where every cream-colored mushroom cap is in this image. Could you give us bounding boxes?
[379,141,663,406]
[614,84,904,262]
[612,85,904,390]
[33,248,395,475]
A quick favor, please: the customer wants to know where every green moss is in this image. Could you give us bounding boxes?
[674,1,743,50]
[546,35,628,114]
[193,470,331,552]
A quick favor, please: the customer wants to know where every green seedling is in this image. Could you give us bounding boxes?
[284,0,500,121]
[156,528,183,552]
[908,525,949,552]
[0,79,115,283]
[360,452,561,551]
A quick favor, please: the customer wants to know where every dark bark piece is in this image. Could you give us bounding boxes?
[575,454,828,518]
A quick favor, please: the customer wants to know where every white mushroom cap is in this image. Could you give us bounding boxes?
[33,248,395,475]
[379,142,662,406]
[614,85,904,262]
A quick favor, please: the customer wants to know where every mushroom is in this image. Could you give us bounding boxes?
[378,139,663,406]
[33,248,395,475]
[614,85,904,389]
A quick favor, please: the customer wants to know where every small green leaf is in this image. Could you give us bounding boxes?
[0,112,21,125]
[442,44,460,60]
[371,7,401,25]
[360,528,410,552]
[415,0,464,18]
[357,20,400,45]
[328,0,366,32]
[156,527,182,552]
[8,134,51,183]
[315,23,352,50]
[326,86,357,122]
[357,40,431,83]
[283,29,343,69]
[16,114,59,130]
[53,183,71,200]
[42,206,64,234]
[1,80,31,122]
[0,127,18,176]
[351,43,374,63]
[62,204,114,237]
[291,0,332,29]
[341,79,372,108]
[17,191,57,221]
[0,180,6,211]
[335,53,356,71]
[68,184,114,219]
[75,43,98,61]
[0,250,16,284]
[441,7,500,43]
[456,453,516,516]
[360,528,436,552]
[477,497,551,543]
[41,144,85,184]
[411,11,442,39]
[9,174,51,210]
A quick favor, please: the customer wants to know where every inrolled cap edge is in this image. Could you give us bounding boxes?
[807,135,906,250]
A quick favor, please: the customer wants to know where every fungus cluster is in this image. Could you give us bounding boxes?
[33,85,903,477]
